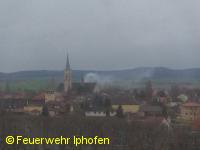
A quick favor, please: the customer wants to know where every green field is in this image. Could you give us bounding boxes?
[0,79,50,92]
[1,78,200,92]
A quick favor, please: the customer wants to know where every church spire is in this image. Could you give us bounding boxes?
[64,51,72,93]
[66,52,70,70]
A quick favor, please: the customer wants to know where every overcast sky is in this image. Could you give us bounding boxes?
[0,0,200,72]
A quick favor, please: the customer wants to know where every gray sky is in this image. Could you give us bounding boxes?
[1,0,200,72]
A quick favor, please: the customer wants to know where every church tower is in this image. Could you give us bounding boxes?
[64,53,72,93]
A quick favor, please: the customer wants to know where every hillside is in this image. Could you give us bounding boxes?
[1,67,200,91]
[1,67,200,81]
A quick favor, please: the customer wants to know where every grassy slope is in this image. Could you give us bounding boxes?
[1,78,200,92]
[0,79,49,92]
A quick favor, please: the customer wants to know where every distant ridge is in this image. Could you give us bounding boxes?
[1,67,200,81]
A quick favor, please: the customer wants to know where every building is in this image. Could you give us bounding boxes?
[180,102,200,121]
[139,104,163,117]
[62,53,97,95]
[45,90,65,103]
[72,81,96,95]
[46,101,68,117]
[112,104,140,114]
[44,53,72,103]
[0,92,27,112]
[24,93,45,115]
[110,95,140,114]
[24,106,42,116]
[28,93,45,106]
[45,90,56,102]
[139,116,171,128]
[64,53,72,93]
[85,108,116,117]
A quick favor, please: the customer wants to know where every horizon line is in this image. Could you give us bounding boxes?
[1,66,200,74]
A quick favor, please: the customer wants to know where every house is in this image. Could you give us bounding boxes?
[139,104,163,117]
[45,91,65,103]
[180,102,200,121]
[0,92,27,111]
[24,106,42,116]
[29,93,45,106]
[0,98,26,111]
[71,82,97,95]
[85,108,116,117]
[23,93,45,115]
[46,101,68,117]
[45,90,56,102]
[112,104,140,114]
[110,94,140,114]
[140,116,171,128]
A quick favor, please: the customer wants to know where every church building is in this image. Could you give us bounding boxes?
[64,53,72,93]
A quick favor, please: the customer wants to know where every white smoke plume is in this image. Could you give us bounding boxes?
[84,73,114,86]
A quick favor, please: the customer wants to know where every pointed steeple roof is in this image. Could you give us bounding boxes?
[66,52,70,70]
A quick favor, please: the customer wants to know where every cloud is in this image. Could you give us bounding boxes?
[0,0,200,72]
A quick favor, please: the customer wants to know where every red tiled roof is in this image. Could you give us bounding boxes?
[0,92,27,100]
[193,116,200,129]
[32,93,45,100]
[182,102,200,107]
[141,117,165,125]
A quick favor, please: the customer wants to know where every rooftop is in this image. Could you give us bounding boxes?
[139,105,163,112]
[182,102,200,107]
